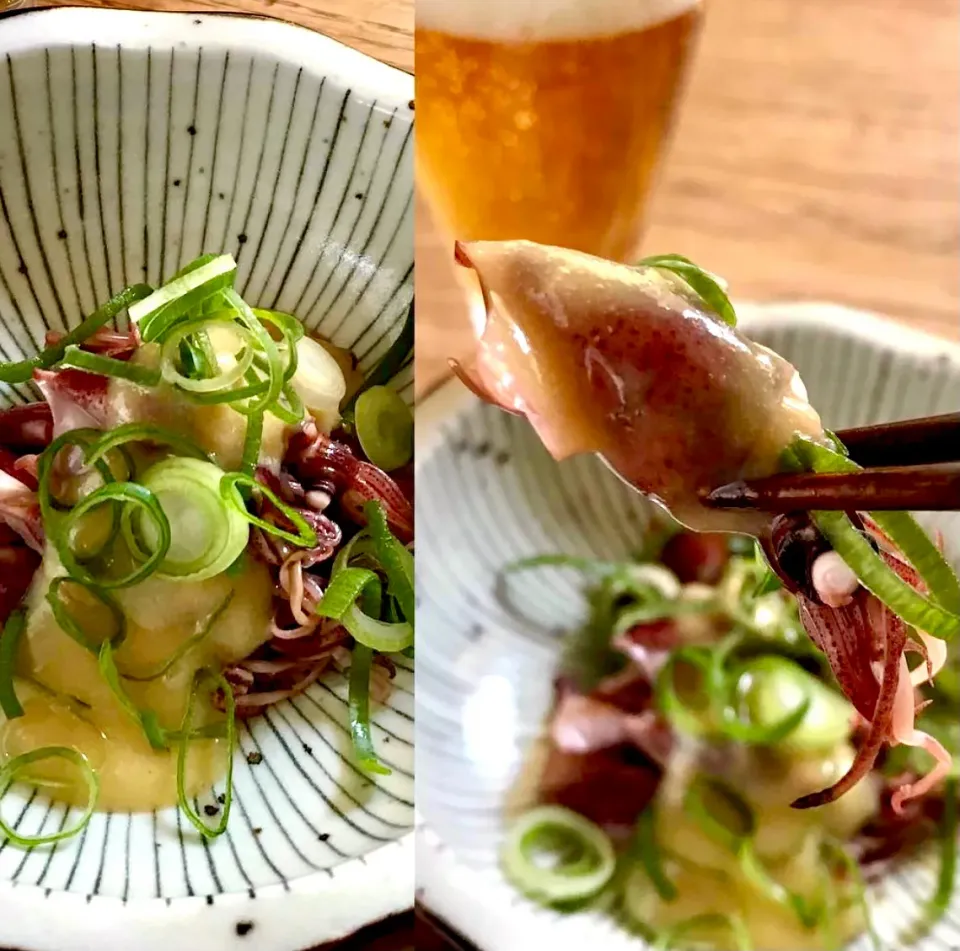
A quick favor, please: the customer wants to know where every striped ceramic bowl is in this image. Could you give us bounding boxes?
[416,303,960,951]
[0,8,413,951]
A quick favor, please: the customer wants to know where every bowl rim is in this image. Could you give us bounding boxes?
[0,6,414,112]
[0,8,414,948]
[414,301,960,951]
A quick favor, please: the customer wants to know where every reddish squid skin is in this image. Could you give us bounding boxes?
[457,241,823,533]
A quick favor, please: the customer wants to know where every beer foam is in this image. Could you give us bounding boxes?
[417,0,699,41]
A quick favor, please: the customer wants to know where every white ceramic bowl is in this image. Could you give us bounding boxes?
[416,303,960,951]
[0,8,413,950]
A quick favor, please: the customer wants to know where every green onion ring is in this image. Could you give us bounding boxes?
[83,423,209,469]
[220,472,318,548]
[59,345,162,387]
[791,437,960,636]
[364,500,415,624]
[737,837,821,929]
[47,577,126,653]
[0,747,100,847]
[0,611,26,720]
[652,913,753,951]
[222,289,284,415]
[0,283,152,385]
[500,805,617,905]
[58,482,171,589]
[655,647,718,737]
[348,644,390,775]
[683,776,755,853]
[38,429,116,520]
[98,641,167,750]
[177,669,234,839]
[315,567,413,652]
[821,839,879,951]
[636,807,677,901]
[160,317,256,394]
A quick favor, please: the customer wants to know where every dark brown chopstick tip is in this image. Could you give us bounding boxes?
[702,481,758,508]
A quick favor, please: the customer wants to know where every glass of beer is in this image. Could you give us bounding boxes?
[416,0,704,264]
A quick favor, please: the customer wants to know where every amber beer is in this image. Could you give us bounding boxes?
[416,0,703,263]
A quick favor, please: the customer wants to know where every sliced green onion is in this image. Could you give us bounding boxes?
[812,510,960,639]
[343,298,413,413]
[59,345,162,387]
[822,840,879,951]
[59,482,170,589]
[0,283,152,384]
[269,381,306,425]
[37,430,120,541]
[160,317,256,394]
[364,500,414,623]
[683,776,755,853]
[652,913,753,951]
[737,837,820,929]
[222,288,284,416]
[332,528,376,576]
[98,641,166,750]
[240,411,264,478]
[636,807,677,901]
[355,386,413,472]
[130,254,238,343]
[47,577,126,653]
[167,253,221,282]
[501,805,616,905]
[135,458,248,581]
[348,644,390,775]
[83,423,209,469]
[792,437,960,614]
[122,591,234,682]
[177,669,234,839]
[0,747,99,847]
[220,472,318,548]
[0,611,26,720]
[731,656,852,751]
[638,254,737,328]
[655,648,718,737]
[790,437,960,635]
[315,567,413,652]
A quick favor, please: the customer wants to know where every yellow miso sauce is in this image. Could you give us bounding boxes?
[2,551,273,811]
[0,369,282,811]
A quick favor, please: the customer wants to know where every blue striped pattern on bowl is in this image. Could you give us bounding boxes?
[416,304,960,951]
[0,8,412,950]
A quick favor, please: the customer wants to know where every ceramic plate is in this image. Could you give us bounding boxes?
[416,303,960,951]
[0,9,413,950]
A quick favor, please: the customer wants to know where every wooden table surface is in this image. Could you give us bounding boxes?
[416,0,960,397]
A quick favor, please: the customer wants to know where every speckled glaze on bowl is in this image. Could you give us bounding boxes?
[416,303,960,951]
[0,8,413,950]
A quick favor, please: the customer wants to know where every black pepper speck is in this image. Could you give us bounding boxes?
[187,125,197,136]
[56,229,67,240]
[246,751,262,765]
[172,178,181,187]
[235,922,254,937]
[203,804,219,817]
[237,234,248,245]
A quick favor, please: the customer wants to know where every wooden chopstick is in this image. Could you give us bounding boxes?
[704,412,960,513]
[704,463,960,512]
[835,412,960,468]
